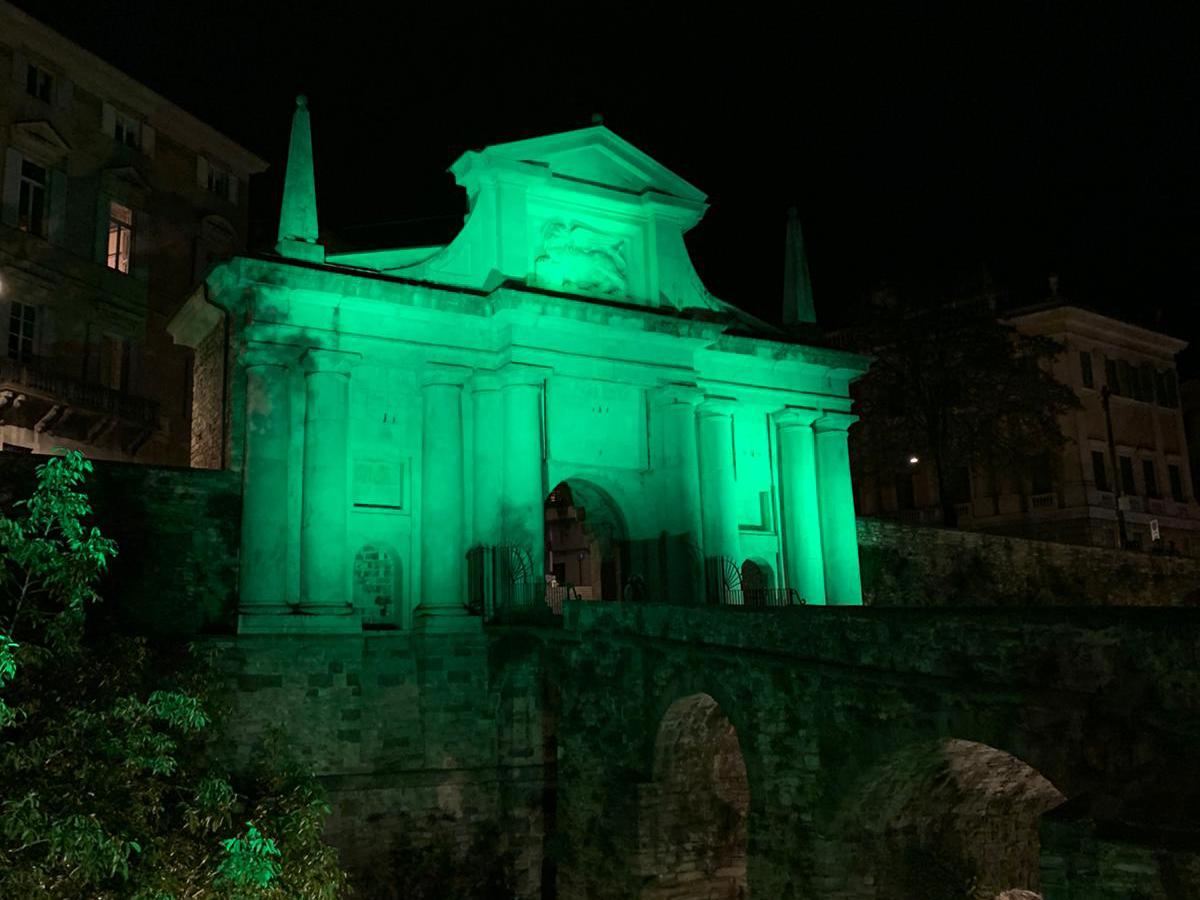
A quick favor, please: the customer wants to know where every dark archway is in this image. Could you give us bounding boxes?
[831,739,1066,899]
[545,480,629,602]
[639,693,750,899]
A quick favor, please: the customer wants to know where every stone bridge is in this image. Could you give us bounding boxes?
[217,602,1200,900]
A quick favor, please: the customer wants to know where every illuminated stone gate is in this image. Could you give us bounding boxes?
[170,97,869,632]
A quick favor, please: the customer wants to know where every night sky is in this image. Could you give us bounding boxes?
[17,2,1200,364]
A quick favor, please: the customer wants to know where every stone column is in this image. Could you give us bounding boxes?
[238,346,291,621]
[776,409,826,605]
[697,399,741,573]
[654,386,704,604]
[417,367,471,630]
[298,348,359,623]
[501,370,546,585]
[472,373,504,548]
[814,412,863,605]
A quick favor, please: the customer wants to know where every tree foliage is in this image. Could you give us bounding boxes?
[0,451,348,898]
[849,288,1081,525]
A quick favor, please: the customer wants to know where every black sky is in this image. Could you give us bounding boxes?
[16,2,1200,360]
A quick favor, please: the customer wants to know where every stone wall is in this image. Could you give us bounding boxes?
[189,316,228,470]
[0,453,240,634]
[206,632,546,897]
[857,516,1200,607]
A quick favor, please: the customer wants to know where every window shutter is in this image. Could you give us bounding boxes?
[34,302,55,357]
[228,174,239,204]
[11,51,26,85]
[47,169,68,246]
[141,124,156,158]
[101,101,116,137]
[0,296,10,359]
[131,209,151,282]
[2,147,22,227]
[196,155,209,189]
[56,76,73,110]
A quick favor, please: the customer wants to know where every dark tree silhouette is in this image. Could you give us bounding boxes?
[848,286,1080,527]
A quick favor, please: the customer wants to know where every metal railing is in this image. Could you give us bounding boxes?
[0,356,159,428]
[718,587,803,609]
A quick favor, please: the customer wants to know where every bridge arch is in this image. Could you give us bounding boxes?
[638,692,750,899]
[827,738,1066,899]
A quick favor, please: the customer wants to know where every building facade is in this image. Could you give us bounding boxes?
[858,302,1200,554]
[0,2,265,463]
[171,99,869,632]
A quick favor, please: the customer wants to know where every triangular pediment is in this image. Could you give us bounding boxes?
[473,126,707,203]
[11,120,70,163]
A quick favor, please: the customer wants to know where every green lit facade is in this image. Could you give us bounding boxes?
[170,98,869,633]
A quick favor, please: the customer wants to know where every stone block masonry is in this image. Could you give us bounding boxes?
[206,632,547,896]
[858,516,1200,607]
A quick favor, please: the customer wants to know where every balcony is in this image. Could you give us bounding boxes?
[0,356,159,454]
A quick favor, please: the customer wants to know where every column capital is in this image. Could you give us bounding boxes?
[497,363,551,389]
[239,341,295,370]
[471,371,503,393]
[301,347,361,375]
[421,363,472,389]
[650,383,704,408]
[697,396,739,419]
[814,411,859,433]
[775,407,822,429]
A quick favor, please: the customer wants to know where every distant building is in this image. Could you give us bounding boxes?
[855,302,1200,554]
[0,2,265,463]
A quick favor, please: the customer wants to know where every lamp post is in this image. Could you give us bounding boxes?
[1100,385,1129,550]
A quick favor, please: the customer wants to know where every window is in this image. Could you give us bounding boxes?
[1138,365,1155,403]
[207,165,230,199]
[1105,358,1121,395]
[25,63,53,102]
[17,160,48,236]
[1169,464,1185,502]
[1164,370,1179,408]
[114,112,140,148]
[1143,460,1159,498]
[1119,456,1135,495]
[1092,451,1109,492]
[1118,360,1133,398]
[197,157,237,202]
[100,336,129,392]
[7,302,36,361]
[106,202,133,274]
[1079,350,1093,388]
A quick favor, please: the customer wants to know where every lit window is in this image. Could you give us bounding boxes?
[25,63,53,102]
[7,302,36,361]
[114,112,140,148]
[17,160,48,236]
[106,202,134,274]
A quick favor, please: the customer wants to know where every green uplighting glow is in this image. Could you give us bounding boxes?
[176,110,870,632]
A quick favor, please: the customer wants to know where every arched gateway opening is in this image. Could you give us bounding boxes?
[639,693,750,899]
[832,739,1066,899]
[544,481,629,602]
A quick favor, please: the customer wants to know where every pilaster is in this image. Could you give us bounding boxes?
[814,411,862,605]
